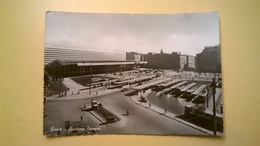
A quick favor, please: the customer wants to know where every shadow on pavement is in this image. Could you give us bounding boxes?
[176,115,223,132]
[80,107,94,112]
[122,113,130,116]
[72,121,82,124]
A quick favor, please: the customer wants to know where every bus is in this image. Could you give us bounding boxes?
[171,84,186,96]
[177,82,197,98]
[191,91,208,104]
[186,84,207,102]
[180,82,197,93]
[152,79,182,92]
[182,85,199,100]
[164,81,187,94]
[168,81,187,95]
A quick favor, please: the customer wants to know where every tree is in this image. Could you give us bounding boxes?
[160,49,164,54]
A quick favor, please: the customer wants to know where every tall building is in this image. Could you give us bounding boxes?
[187,55,196,69]
[126,52,138,61]
[180,55,187,70]
[143,51,180,70]
[196,44,221,73]
[180,55,196,71]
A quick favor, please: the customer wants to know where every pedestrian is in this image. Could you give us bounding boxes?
[80,116,83,122]
[126,109,130,115]
[84,104,86,108]
[165,108,167,114]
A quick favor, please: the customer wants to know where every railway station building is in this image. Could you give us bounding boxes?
[44,47,146,79]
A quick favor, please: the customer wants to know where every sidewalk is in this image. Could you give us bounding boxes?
[63,78,85,94]
[207,88,222,113]
[46,84,133,101]
[46,88,121,101]
[83,105,127,127]
[129,94,223,136]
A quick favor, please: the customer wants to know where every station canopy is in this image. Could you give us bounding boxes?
[46,59,147,66]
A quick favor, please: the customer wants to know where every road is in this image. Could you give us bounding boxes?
[44,90,208,135]
[145,91,190,116]
[145,80,212,115]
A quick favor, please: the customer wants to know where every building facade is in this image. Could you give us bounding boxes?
[196,44,221,73]
[187,55,196,69]
[45,59,145,80]
[143,51,180,70]
[180,55,196,71]
[126,52,139,61]
[180,55,187,70]
[44,48,144,79]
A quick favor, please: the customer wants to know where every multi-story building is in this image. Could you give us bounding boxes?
[180,55,187,70]
[180,55,196,71]
[187,55,196,69]
[143,50,180,70]
[196,44,221,73]
[126,52,139,61]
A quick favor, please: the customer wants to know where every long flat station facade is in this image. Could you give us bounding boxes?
[44,47,147,79]
[45,59,146,79]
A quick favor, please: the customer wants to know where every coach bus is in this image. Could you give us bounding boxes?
[171,84,187,96]
[182,85,199,100]
[152,79,182,92]
[176,82,197,98]
[168,81,187,95]
[163,81,187,94]
[191,90,208,104]
[180,82,197,93]
[186,84,207,102]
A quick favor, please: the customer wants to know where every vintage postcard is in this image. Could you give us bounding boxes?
[43,12,223,136]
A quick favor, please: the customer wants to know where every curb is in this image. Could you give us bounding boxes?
[129,96,221,136]
[87,106,127,127]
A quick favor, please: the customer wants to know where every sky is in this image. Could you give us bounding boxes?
[45,12,220,56]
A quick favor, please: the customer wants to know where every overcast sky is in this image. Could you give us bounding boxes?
[45,12,219,56]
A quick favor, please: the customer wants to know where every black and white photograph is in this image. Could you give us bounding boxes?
[43,12,223,136]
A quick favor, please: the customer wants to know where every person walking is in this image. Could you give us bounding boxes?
[80,116,83,122]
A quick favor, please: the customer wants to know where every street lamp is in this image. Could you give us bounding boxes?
[206,85,209,108]
[89,62,92,95]
[82,61,85,79]
[212,77,217,135]
[138,65,140,80]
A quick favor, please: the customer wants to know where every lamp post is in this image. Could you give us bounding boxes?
[138,65,140,80]
[206,85,209,108]
[212,77,217,135]
[89,62,92,95]
[82,61,85,79]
